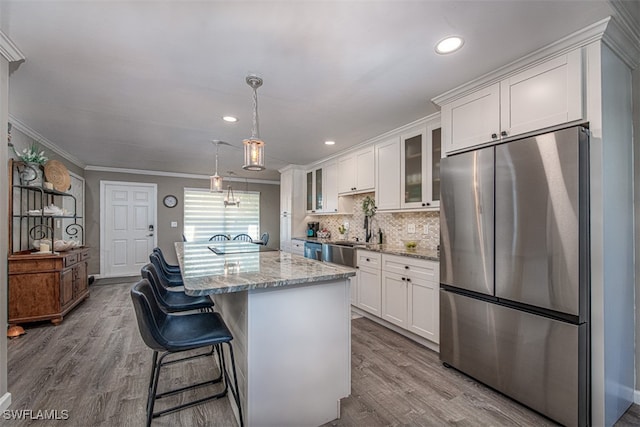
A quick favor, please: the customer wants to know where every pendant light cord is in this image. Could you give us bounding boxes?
[252,85,260,140]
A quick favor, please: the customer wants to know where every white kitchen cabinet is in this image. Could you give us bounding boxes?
[279,166,306,253]
[375,137,401,210]
[356,250,381,316]
[381,270,408,328]
[500,50,583,138]
[323,160,339,213]
[440,50,583,154]
[290,238,305,257]
[441,83,500,153]
[306,161,339,214]
[381,254,439,343]
[349,275,357,306]
[338,146,374,194]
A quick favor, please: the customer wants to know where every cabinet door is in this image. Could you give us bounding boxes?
[441,83,500,153]
[349,274,358,306]
[280,215,291,252]
[280,169,292,215]
[500,50,582,139]
[375,137,400,210]
[323,161,338,213]
[60,268,74,308]
[400,128,427,208]
[337,154,356,194]
[357,267,381,316]
[306,171,313,212]
[315,168,323,211]
[355,147,375,191]
[74,261,88,296]
[407,275,439,343]
[428,125,442,208]
[381,271,408,327]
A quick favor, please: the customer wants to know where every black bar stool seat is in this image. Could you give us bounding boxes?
[131,279,243,427]
[152,247,181,274]
[149,252,183,287]
[141,264,213,313]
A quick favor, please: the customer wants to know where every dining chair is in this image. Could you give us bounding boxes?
[233,234,253,242]
[259,232,269,245]
[141,263,213,313]
[149,252,183,288]
[152,247,180,275]
[209,234,230,241]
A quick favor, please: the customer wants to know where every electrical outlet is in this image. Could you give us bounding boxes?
[423,224,429,234]
[170,221,178,228]
[408,223,416,234]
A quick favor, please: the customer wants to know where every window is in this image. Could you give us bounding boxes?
[183,188,260,241]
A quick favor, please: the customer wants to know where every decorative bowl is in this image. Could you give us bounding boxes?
[401,239,419,250]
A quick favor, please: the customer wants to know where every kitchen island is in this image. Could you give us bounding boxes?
[176,241,356,427]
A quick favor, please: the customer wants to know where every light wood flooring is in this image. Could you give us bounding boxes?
[7,280,640,427]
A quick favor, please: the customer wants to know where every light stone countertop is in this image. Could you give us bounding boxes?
[292,236,439,262]
[175,241,356,296]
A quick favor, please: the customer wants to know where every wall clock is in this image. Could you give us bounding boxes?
[163,195,178,208]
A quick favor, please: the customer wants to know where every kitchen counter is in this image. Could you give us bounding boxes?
[291,237,439,262]
[174,241,352,427]
[176,241,356,295]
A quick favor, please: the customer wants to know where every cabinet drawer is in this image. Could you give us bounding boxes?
[382,254,438,282]
[357,250,381,270]
[64,254,78,267]
[80,250,90,261]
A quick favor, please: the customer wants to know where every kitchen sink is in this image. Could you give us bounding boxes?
[321,242,357,267]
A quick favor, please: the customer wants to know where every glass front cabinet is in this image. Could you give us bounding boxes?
[400,122,441,209]
[306,167,323,213]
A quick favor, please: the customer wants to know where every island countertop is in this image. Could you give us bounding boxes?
[175,241,356,296]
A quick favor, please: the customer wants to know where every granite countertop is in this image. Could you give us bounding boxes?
[355,244,439,261]
[292,236,439,261]
[175,242,356,296]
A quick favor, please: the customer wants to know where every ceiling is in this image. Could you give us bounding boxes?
[0,1,633,181]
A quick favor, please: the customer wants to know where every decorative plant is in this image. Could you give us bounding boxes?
[362,195,376,218]
[14,142,48,164]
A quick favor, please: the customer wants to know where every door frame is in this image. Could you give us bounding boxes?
[99,180,158,278]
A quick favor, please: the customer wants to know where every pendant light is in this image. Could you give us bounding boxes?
[210,140,224,193]
[242,74,266,171]
[224,171,240,207]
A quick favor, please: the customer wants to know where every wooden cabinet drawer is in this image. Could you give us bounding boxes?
[357,250,381,270]
[382,254,438,282]
[80,249,90,261]
[64,253,78,267]
[9,257,61,273]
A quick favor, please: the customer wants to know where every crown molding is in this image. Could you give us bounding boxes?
[0,30,25,63]
[84,165,281,185]
[604,1,640,69]
[9,115,86,168]
[432,17,612,106]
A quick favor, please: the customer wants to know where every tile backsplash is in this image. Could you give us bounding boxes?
[304,192,439,249]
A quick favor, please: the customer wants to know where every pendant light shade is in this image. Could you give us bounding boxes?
[210,140,224,193]
[242,74,266,171]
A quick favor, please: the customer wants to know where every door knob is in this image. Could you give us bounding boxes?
[146,233,154,237]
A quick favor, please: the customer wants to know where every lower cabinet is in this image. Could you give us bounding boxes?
[8,248,90,325]
[354,251,439,344]
[355,250,381,316]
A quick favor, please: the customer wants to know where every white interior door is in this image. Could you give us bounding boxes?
[100,181,157,277]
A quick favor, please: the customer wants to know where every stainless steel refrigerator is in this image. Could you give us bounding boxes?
[439,126,590,427]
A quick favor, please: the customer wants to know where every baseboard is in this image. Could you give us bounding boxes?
[635,389,640,405]
[350,306,440,354]
[0,392,11,411]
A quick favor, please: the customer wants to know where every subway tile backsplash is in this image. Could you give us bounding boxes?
[305,192,439,249]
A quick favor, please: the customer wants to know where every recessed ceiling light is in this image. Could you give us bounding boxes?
[325,140,336,145]
[435,36,464,54]
[222,116,238,123]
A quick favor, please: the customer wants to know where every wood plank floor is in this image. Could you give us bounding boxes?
[7,280,640,427]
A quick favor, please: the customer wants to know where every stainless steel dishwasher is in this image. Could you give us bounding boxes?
[303,241,322,260]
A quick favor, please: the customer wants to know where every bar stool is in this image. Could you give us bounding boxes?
[149,252,183,288]
[152,247,181,275]
[141,264,214,313]
[131,279,243,427]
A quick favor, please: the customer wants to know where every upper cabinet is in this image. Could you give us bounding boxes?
[338,146,375,195]
[376,117,440,211]
[306,161,339,214]
[440,50,583,154]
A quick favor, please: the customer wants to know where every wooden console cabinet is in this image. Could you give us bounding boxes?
[8,247,90,325]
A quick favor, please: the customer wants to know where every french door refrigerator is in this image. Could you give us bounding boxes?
[439,125,590,427]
